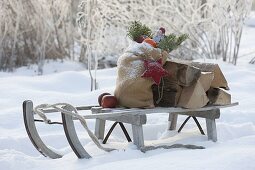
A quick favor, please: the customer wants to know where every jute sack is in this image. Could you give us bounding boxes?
[114,43,168,108]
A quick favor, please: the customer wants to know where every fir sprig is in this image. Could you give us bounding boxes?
[127,21,152,42]
[158,34,188,52]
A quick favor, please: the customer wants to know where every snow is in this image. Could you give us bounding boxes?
[245,11,255,27]
[117,41,157,82]
[1,25,255,170]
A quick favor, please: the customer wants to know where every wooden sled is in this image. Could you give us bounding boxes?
[23,100,238,159]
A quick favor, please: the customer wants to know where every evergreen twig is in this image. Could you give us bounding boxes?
[158,34,188,52]
[127,21,152,41]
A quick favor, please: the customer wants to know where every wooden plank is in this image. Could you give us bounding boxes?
[40,103,238,116]
[168,113,178,130]
[132,124,144,149]
[77,102,239,120]
[99,103,238,114]
[23,100,62,159]
[61,105,91,159]
[206,118,217,142]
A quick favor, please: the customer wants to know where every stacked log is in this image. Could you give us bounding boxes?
[152,59,231,109]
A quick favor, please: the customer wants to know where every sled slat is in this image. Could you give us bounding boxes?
[79,103,238,120]
[40,103,238,115]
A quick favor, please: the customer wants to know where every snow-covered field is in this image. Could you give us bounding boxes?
[1,23,255,169]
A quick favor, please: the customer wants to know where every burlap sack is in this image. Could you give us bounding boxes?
[114,43,168,108]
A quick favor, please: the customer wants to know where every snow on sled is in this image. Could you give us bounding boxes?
[23,100,238,159]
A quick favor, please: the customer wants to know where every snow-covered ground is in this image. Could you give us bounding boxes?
[1,23,255,170]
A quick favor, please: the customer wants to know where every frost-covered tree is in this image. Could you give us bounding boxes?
[0,0,78,72]
[77,0,131,90]
[77,0,252,90]
[77,0,252,67]
[1,0,251,74]
[131,0,253,65]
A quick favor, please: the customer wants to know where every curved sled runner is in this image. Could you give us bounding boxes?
[23,101,63,159]
[23,100,238,159]
[23,100,93,159]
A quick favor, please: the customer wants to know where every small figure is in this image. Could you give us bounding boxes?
[153,27,166,43]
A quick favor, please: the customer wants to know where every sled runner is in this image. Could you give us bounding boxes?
[23,100,238,159]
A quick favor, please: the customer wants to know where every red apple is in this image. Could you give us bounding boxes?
[98,92,111,106]
[101,95,118,108]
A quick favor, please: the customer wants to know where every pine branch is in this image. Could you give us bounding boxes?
[127,21,152,42]
[158,34,188,52]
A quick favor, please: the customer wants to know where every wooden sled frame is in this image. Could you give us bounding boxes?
[23,100,238,159]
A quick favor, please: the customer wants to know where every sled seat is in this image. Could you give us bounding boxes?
[23,100,238,159]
